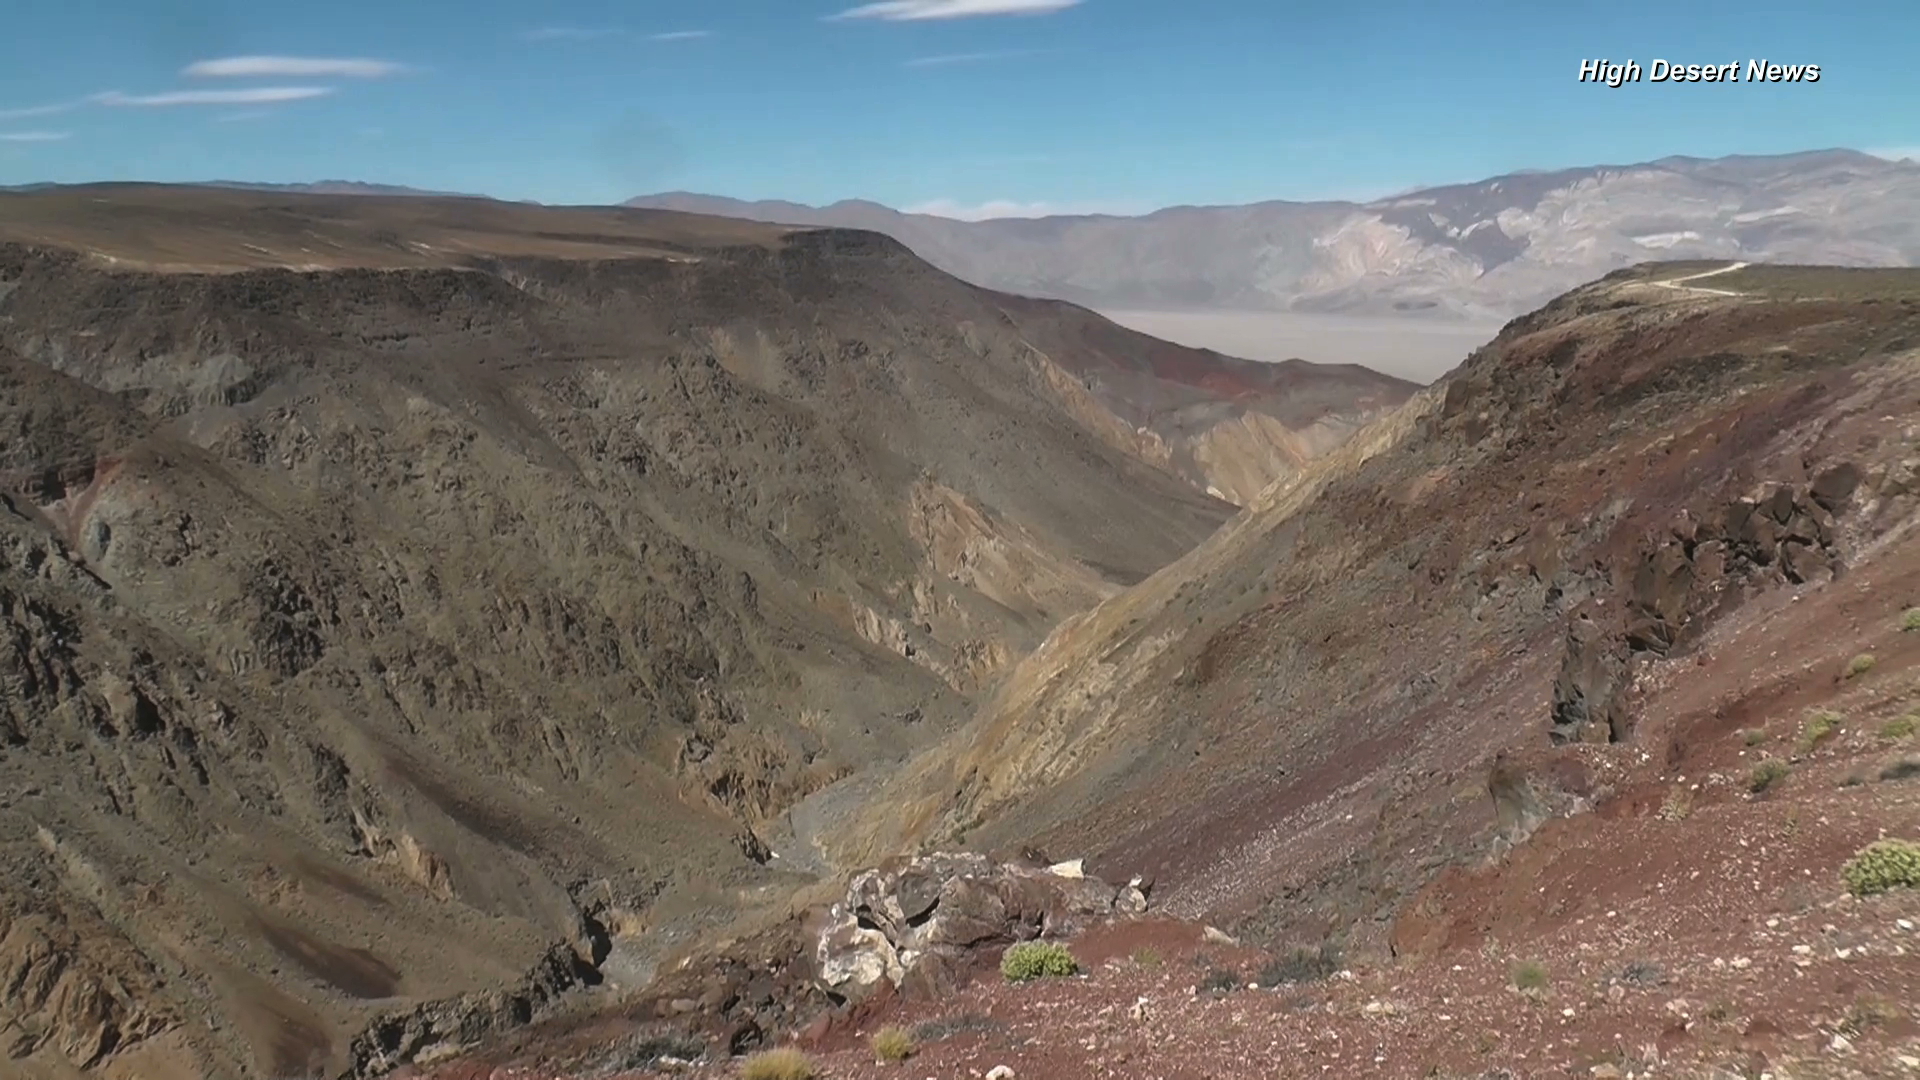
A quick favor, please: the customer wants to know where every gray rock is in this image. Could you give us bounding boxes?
[812,851,1145,1002]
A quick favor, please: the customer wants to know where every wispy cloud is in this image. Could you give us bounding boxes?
[93,87,335,107]
[184,56,405,78]
[904,48,1043,67]
[903,197,1143,221]
[649,30,712,41]
[0,102,77,121]
[833,0,1081,19]
[524,26,625,41]
[0,131,70,143]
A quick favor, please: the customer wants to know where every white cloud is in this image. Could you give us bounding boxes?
[1867,146,1920,163]
[649,30,712,41]
[0,131,70,142]
[903,197,1143,221]
[93,87,336,107]
[833,0,1082,20]
[903,48,1037,67]
[525,26,625,41]
[183,56,405,78]
[0,102,76,121]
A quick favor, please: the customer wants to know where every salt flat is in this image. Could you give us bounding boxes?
[1101,309,1502,385]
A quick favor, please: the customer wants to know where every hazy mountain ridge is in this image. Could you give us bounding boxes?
[630,149,1920,319]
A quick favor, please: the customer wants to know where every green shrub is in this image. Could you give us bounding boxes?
[1749,758,1791,793]
[740,1048,817,1080]
[1845,653,1877,679]
[1000,941,1078,981]
[1841,839,1920,896]
[870,1026,914,1063]
[1742,728,1769,747]
[1800,710,1843,753]
[1131,946,1163,969]
[1882,715,1918,740]
[1658,785,1693,821]
[1511,960,1549,991]
[1901,608,1920,632]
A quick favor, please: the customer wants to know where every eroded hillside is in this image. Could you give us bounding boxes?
[0,188,1406,1079]
[392,264,1920,1080]
[859,264,1920,941]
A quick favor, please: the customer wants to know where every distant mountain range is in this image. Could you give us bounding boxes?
[202,180,502,199]
[11,150,1915,321]
[627,149,1920,320]
[1,180,480,198]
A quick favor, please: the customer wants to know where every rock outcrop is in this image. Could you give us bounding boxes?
[814,852,1149,1002]
[1550,466,1862,746]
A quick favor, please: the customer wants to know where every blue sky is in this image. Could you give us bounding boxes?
[2,0,1917,217]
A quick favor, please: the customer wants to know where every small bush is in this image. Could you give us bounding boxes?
[1197,967,1240,995]
[1257,942,1343,987]
[1658,785,1693,821]
[1748,758,1791,793]
[740,1048,817,1080]
[1841,995,1902,1036]
[1742,728,1769,747]
[1841,839,1920,896]
[1511,960,1549,991]
[1619,960,1666,987]
[1131,946,1163,969]
[1901,608,1920,632]
[1882,715,1918,740]
[870,1026,914,1063]
[1000,941,1078,981]
[1845,653,1877,679]
[1800,710,1843,753]
[1881,759,1920,783]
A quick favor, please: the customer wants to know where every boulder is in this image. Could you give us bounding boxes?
[812,851,1145,1002]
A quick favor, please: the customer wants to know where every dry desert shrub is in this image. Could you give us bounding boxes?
[870,1026,914,1063]
[740,1047,818,1080]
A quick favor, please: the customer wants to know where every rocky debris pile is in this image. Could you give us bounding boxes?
[814,852,1150,1002]
[1553,464,1864,746]
[346,942,599,1079]
[1485,748,1597,857]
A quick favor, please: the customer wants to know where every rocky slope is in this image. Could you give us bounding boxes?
[630,149,1920,320]
[396,262,1920,1080]
[856,263,1920,927]
[0,187,1404,1079]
